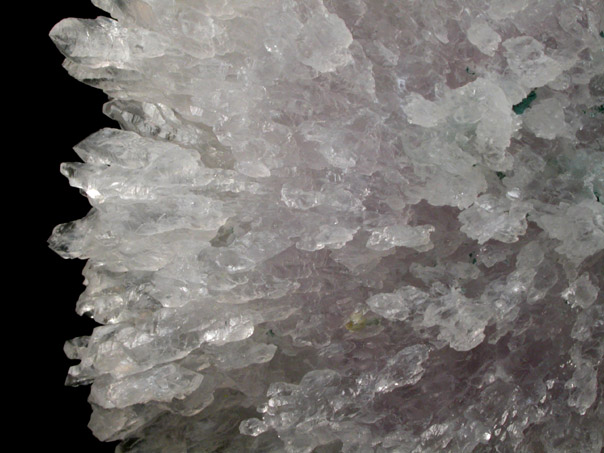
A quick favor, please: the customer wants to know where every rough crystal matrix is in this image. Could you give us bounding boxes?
[50,0,603,451]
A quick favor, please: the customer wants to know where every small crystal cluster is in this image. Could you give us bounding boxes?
[50,0,603,451]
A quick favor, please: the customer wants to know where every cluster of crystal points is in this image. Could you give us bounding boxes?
[49,0,603,451]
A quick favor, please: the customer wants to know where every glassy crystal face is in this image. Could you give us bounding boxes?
[49,0,603,451]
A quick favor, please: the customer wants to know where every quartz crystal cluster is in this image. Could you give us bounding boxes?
[49,0,604,451]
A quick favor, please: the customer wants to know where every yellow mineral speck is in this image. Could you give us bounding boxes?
[345,312,367,331]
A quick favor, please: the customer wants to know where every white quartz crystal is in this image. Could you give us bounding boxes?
[50,0,603,451]
[467,19,501,57]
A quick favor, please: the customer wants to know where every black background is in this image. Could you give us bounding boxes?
[23,1,119,451]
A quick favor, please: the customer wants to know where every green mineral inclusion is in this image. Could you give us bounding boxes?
[513,90,537,115]
[582,104,603,117]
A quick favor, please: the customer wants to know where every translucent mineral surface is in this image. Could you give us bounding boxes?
[49,0,603,451]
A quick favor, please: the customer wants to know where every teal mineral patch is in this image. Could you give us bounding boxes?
[583,104,604,117]
[513,90,537,115]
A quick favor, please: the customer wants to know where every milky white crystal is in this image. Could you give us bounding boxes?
[50,0,603,451]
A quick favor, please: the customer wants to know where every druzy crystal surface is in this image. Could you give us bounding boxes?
[49,1,603,451]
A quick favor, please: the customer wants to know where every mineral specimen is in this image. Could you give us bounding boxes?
[49,0,603,451]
